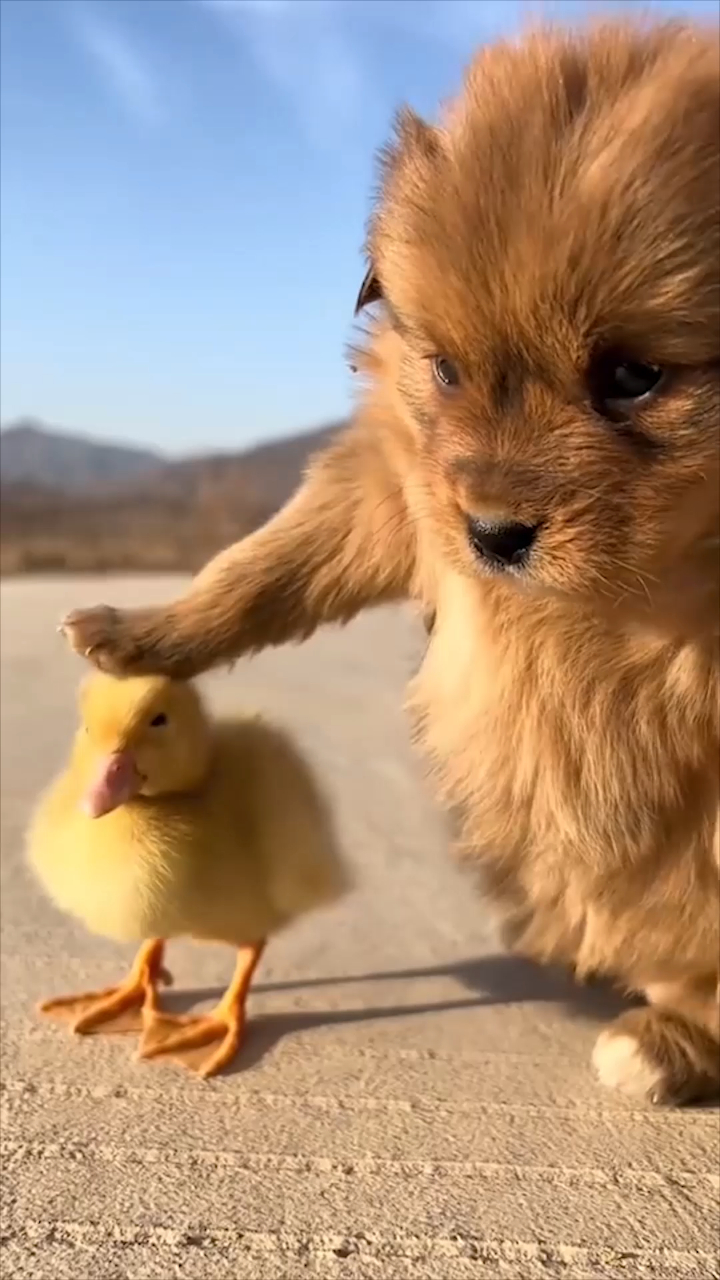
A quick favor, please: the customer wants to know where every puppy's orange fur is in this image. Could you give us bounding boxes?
[64,19,720,1103]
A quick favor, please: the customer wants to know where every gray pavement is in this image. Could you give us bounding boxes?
[1,576,718,1279]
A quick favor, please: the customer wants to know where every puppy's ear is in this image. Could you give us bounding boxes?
[354,107,442,320]
[394,106,442,158]
[354,263,383,315]
[379,106,444,187]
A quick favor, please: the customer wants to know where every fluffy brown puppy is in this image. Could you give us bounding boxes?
[63,19,720,1104]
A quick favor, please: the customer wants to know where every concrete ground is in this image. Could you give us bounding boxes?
[1,576,718,1280]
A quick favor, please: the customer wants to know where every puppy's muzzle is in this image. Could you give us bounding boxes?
[467,518,539,570]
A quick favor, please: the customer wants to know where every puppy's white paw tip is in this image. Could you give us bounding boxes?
[592,1030,664,1100]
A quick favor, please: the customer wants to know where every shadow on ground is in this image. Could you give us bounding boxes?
[157,952,641,1075]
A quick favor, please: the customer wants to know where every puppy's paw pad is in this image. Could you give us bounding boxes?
[59,605,149,673]
[592,1029,665,1102]
[60,605,120,652]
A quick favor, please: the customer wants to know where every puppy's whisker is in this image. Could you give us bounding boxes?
[604,558,657,608]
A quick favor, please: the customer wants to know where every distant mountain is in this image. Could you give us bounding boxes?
[0,419,343,574]
[137,424,339,515]
[0,420,164,490]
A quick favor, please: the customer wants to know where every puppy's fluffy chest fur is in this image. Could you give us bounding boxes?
[409,571,719,987]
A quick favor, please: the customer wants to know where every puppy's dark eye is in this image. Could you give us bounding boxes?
[588,351,665,420]
[149,713,168,728]
[432,355,461,389]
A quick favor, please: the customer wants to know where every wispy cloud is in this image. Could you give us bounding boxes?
[199,0,708,150]
[365,0,525,48]
[199,0,369,150]
[196,1,557,150]
[68,3,163,129]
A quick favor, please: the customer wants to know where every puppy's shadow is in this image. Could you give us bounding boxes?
[161,953,637,1076]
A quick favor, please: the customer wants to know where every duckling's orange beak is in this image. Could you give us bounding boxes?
[83,751,142,818]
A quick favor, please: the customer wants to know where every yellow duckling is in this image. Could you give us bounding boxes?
[27,672,347,1077]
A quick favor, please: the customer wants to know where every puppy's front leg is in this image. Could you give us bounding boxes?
[593,976,720,1105]
[61,425,417,678]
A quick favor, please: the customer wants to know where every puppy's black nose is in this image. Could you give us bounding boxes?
[468,519,539,568]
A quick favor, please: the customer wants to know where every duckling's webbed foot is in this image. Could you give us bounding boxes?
[38,938,170,1035]
[138,941,265,1079]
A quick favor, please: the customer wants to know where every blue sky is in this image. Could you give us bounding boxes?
[1,0,716,454]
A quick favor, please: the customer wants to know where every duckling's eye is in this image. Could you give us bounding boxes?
[432,355,461,389]
[149,713,168,728]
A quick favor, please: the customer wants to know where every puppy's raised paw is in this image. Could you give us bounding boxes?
[60,605,167,676]
[592,1008,720,1106]
[60,604,134,670]
[60,603,207,679]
